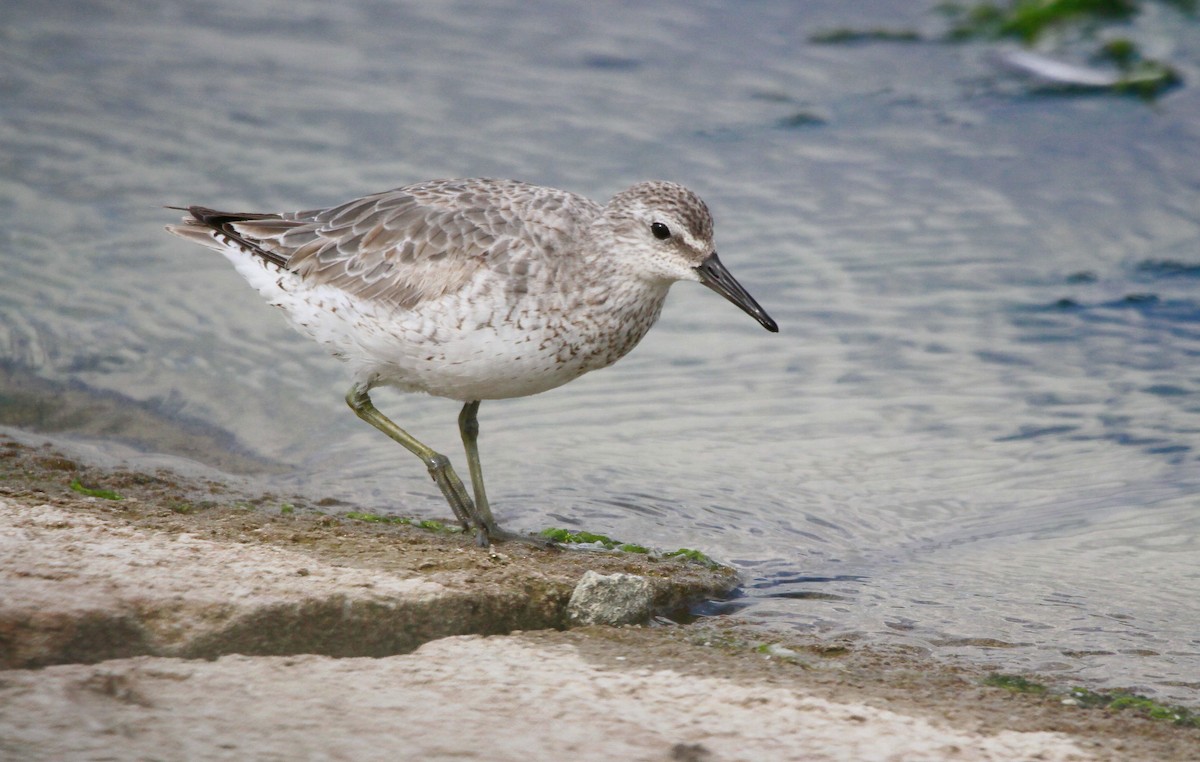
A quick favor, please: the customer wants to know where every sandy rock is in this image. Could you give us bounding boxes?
[0,635,1097,762]
[567,570,655,626]
[0,498,728,668]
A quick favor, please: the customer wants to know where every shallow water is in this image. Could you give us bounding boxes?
[3,0,1199,703]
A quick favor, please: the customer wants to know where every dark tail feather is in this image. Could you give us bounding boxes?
[181,206,279,227]
[166,206,290,268]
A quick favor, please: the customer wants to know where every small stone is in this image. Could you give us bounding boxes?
[566,570,653,626]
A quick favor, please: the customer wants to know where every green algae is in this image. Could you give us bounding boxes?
[662,548,720,567]
[336,519,718,565]
[808,2,1182,99]
[942,0,1138,43]
[984,673,1049,694]
[539,528,722,567]
[68,479,122,501]
[986,673,1200,727]
[1067,687,1200,727]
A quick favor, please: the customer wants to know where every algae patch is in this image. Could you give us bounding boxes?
[539,527,647,553]
[983,673,1049,694]
[941,0,1141,43]
[540,528,722,568]
[815,0,1186,99]
[943,0,1186,97]
[1065,686,1200,728]
[68,479,123,501]
[986,673,1200,727]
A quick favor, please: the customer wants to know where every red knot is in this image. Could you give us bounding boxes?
[167,178,777,546]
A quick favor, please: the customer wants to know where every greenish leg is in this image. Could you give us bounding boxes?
[345,384,480,539]
[458,401,499,541]
[457,400,556,549]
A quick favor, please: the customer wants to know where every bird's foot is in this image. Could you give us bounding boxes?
[477,525,559,550]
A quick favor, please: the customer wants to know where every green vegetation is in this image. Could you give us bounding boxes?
[539,527,650,554]
[540,528,721,566]
[345,511,408,524]
[1120,64,1180,97]
[942,0,1197,42]
[1098,37,1137,67]
[415,518,452,531]
[944,3,1184,64]
[68,479,122,500]
[337,517,720,565]
[983,673,1050,694]
[339,517,716,559]
[539,528,620,546]
[944,1,1187,98]
[815,1,1186,99]
[985,673,1200,727]
[942,0,1139,43]
[1068,687,1200,727]
[1098,49,1182,98]
[663,548,720,567]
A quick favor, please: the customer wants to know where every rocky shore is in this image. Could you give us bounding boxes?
[1,431,1195,761]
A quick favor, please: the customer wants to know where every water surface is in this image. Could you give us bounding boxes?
[2,0,1198,704]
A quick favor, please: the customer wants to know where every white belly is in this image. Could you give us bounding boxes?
[224,247,667,401]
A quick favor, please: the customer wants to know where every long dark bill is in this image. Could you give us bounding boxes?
[695,252,779,333]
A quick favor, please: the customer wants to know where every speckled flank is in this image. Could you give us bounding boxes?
[166,179,775,402]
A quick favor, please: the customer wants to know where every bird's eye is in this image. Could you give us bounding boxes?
[650,221,671,240]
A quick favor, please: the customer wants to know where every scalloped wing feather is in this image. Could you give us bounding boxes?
[224,179,601,310]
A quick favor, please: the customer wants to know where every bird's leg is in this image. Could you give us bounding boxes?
[458,400,499,543]
[345,385,479,539]
[457,400,556,550]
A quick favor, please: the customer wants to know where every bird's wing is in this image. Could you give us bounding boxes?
[222,179,600,310]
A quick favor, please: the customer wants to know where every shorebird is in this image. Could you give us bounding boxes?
[167,178,778,545]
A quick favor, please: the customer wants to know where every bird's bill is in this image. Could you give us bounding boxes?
[694,252,779,333]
